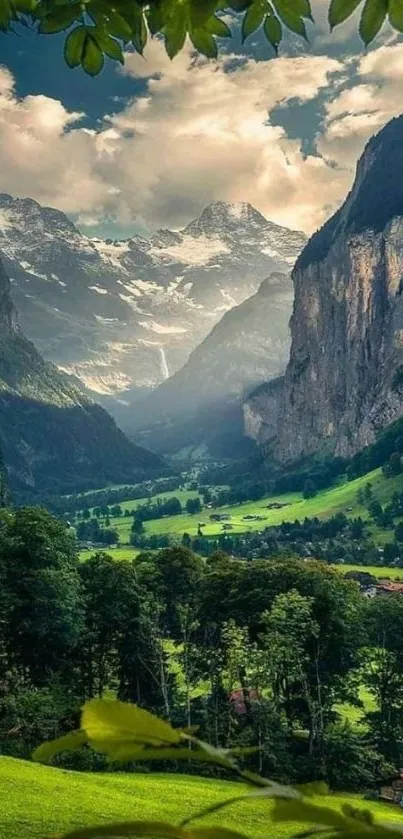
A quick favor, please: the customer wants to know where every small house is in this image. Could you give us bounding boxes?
[229,688,260,715]
[379,773,403,805]
[376,581,403,596]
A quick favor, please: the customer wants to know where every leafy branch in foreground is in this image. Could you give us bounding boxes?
[34,698,403,839]
[0,0,401,75]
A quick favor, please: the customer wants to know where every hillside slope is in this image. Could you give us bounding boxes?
[0,260,165,493]
[131,274,292,458]
[244,115,403,463]
[0,757,399,839]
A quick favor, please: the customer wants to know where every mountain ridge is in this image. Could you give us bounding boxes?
[0,194,306,422]
[0,258,165,493]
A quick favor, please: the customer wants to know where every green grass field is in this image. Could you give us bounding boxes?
[332,563,403,579]
[1,757,402,839]
[79,547,141,562]
[98,468,403,544]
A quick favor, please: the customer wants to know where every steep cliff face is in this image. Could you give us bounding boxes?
[244,115,403,462]
[0,260,165,492]
[130,273,292,459]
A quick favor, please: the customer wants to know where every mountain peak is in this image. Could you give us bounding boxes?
[184,201,268,236]
[297,114,403,273]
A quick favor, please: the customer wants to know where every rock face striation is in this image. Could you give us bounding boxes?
[131,273,292,458]
[245,115,403,462]
[0,259,165,493]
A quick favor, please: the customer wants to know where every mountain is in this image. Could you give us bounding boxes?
[244,115,403,463]
[0,259,165,493]
[0,195,306,419]
[132,273,292,459]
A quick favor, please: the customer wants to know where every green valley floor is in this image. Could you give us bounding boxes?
[84,468,403,545]
[1,757,403,839]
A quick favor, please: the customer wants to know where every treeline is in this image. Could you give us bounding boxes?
[2,504,403,791]
[25,476,182,516]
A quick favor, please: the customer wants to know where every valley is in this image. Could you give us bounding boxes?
[3,59,403,839]
[72,466,403,547]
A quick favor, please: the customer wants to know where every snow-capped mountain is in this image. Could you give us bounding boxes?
[0,194,306,417]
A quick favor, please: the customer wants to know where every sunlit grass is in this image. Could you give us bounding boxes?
[1,757,402,839]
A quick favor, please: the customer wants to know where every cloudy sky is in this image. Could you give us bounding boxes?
[0,1,402,238]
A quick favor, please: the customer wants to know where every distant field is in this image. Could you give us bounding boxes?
[79,547,141,562]
[336,685,376,727]
[75,468,403,547]
[332,563,403,580]
[107,468,403,542]
[1,757,402,839]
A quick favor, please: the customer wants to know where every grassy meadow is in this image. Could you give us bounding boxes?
[79,547,141,562]
[2,757,403,839]
[91,468,403,543]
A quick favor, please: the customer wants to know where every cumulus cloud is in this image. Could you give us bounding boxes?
[0,36,401,235]
[318,43,403,168]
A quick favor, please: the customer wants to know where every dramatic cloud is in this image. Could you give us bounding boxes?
[0,35,402,235]
[318,43,403,168]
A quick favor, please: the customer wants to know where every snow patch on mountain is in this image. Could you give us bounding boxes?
[150,234,230,266]
[89,285,108,295]
[0,195,307,418]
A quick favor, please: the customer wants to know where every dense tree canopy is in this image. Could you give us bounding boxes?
[0,0,402,76]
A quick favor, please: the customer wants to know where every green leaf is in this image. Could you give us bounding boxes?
[228,0,253,9]
[81,31,104,75]
[192,830,250,839]
[272,0,307,37]
[294,0,312,17]
[38,3,81,34]
[242,1,265,41]
[0,0,13,29]
[88,4,132,42]
[328,0,362,29]
[164,21,187,57]
[33,729,87,764]
[189,27,218,57]
[93,29,124,63]
[272,798,349,828]
[63,24,87,67]
[359,0,388,44]
[130,6,147,54]
[205,14,231,36]
[263,12,282,51]
[146,1,164,35]
[389,0,403,31]
[82,699,182,756]
[163,1,187,58]
[189,0,217,29]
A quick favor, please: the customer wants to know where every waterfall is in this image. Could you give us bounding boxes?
[159,347,169,380]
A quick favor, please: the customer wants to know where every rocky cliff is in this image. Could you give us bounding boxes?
[0,259,165,493]
[131,273,292,459]
[244,115,403,462]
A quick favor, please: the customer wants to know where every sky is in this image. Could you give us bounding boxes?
[0,1,402,239]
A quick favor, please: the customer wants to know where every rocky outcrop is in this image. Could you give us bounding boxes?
[130,273,292,458]
[244,115,403,463]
